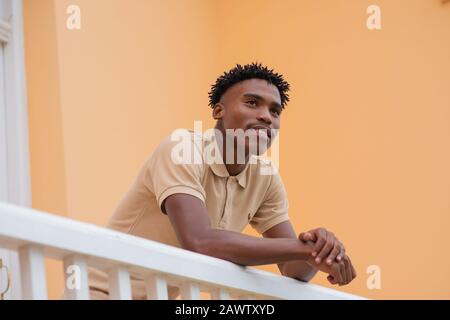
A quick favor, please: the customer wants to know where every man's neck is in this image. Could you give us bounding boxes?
[214,125,249,176]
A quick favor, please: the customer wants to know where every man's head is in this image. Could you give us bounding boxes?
[208,62,290,157]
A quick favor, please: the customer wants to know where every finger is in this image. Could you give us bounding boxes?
[333,264,344,284]
[299,232,312,242]
[312,230,327,259]
[316,233,334,264]
[327,275,338,285]
[308,231,318,242]
[326,244,341,265]
[344,257,352,285]
[336,243,345,262]
[348,256,357,279]
[342,262,349,285]
[305,230,318,242]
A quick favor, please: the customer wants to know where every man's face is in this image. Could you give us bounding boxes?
[213,78,282,157]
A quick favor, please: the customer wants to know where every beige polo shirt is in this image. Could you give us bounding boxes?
[87,129,290,299]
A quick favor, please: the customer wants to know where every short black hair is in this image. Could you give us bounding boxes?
[208,62,290,109]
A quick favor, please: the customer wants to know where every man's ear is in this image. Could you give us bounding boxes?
[212,103,225,120]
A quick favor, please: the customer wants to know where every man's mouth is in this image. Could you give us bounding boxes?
[248,125,272,139]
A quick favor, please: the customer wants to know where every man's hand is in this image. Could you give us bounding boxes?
[305,253,357,286]
[300,228,357,286]
[326,255,356,286]
[299,227,345,265]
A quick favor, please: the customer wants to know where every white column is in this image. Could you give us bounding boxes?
[180,282,201,300]
[19,245,47,299]
[109,267,131,300]
[210,288,230,300]
[145,274,168,300]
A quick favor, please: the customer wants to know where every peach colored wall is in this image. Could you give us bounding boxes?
[24,0,450,299]
[224,0,450,299]
[23,0,67,300]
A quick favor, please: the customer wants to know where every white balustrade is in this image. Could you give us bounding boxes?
[0,202,366,300]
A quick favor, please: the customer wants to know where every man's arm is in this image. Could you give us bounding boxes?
[262,220,319,282]
[163,193,313,266]
[164,193,349,284]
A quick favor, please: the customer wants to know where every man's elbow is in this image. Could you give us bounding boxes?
[181,238,204,253]
[281,264,317,283]
[283,271,314,283]
[296,275,313,283]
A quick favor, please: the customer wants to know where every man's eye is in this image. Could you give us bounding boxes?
[271,108,281,116]
[246,100,257,106]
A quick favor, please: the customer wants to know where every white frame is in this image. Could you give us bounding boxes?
[0,0,32,300]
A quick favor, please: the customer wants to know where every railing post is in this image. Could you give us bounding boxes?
[180,282,201,300]
[145,274,168,300]
[210,288,230,300]
[19,245,47,299]
[63,255,89,300]
[109,266,131,300]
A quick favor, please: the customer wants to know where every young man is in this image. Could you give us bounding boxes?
[87,62,356,300]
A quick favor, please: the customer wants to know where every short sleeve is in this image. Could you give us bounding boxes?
[142,131,206,213]
[249,173,290,234]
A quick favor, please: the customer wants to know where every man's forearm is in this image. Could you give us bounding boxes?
[193,228,312,266]
[281,260,319,282]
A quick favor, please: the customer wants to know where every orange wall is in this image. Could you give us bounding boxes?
[24,0,450,299]
[23,0,67,299]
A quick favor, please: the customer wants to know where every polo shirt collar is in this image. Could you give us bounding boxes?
[210,160,249,189]
[205,129,252,189]
[207,140,249,189]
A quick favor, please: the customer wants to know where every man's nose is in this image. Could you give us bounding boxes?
[256,108,272,125]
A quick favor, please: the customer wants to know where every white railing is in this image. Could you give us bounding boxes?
[0,202,365,300]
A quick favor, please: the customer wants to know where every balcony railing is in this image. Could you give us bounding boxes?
[0,202,365,300]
